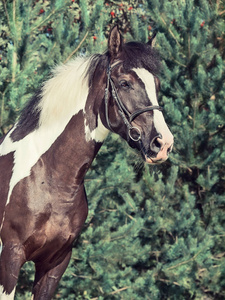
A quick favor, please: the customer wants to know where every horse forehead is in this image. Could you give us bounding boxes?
[132,68,158,105]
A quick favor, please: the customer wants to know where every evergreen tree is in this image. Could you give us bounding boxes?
[0,1,224,299]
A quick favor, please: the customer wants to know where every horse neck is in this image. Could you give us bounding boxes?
[1,80,108,197]
[38,74,108,185]
[41,112,104,187]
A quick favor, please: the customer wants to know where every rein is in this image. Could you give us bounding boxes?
[104,62,163,142]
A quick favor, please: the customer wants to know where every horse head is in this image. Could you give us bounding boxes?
[101,26,174,164]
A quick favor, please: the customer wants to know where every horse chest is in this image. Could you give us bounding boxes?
[2,183,86,263]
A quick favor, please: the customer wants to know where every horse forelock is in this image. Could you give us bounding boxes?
[119,42,161,75]
[86,42,160,86]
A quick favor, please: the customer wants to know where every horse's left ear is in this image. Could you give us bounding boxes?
[147,31,157,47]
[108,25,123,60]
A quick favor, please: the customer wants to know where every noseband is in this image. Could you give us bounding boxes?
[104,62,163,142]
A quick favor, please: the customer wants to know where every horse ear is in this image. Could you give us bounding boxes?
[108,25,123,60]
[147,31,157,47]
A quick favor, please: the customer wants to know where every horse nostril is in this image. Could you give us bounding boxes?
[150,136,164,154]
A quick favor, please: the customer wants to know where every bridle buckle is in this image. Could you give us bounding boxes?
[128,126,141,142]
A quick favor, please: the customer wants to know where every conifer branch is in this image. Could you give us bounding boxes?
[159,278,180,286]
[12,51,17,83]
[2,0,10,28]
[164,248,203,271]
[30,9,58,34]
[124,211,137,222]
[3,0,18,84]
[110,286,131,295]
[90,286,131,299]
[209,125,225,137]
[171,58,187,68]
[11,0,17,83]
[159,15,181,47]
[13,0,16,25]
[63,31,89,64]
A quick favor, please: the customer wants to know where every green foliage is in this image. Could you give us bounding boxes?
[1,0,224,299]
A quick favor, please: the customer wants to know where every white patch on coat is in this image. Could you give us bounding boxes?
[132,68,173,144]
[0,57,91,207]
[0,286,16,300]
[84,116,109,142]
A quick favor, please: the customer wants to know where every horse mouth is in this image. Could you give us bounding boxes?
[141,145,170,165]
[144,155,165,165]
[138,147,158,164]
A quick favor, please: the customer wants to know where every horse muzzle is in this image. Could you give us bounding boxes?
[144,135,174,164]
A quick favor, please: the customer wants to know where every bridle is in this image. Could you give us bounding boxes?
[104,62,163,142]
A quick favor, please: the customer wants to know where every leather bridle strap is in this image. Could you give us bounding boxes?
[129,106,163,123]
[104,63,163,142]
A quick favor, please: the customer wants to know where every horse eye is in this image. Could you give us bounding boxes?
[120,80,130,89]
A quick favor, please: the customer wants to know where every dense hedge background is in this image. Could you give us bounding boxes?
[0,0,225,299]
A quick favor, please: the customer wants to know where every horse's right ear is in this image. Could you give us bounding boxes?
[108,25,123,60]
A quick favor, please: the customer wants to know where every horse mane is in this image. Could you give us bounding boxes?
[38,57,90,127]
[10,57,91,141]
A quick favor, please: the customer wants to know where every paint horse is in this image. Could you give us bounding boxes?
[0,26,173,299]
